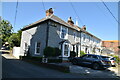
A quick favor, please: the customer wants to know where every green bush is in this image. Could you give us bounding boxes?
[44,47,55,57]
[80,51,86,56]
[113,56,120,64]
[44,47,61,57]
[70,51,77,57]
[54,47,61,57]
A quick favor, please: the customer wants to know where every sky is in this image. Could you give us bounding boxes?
[2,2,118,40]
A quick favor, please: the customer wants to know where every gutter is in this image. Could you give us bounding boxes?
[79,30,82,57]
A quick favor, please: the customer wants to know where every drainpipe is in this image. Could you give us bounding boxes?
[80,30,82,57]
[46,20,50,47]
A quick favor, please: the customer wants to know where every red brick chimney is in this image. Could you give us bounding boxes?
[82,25,86,30]
[67,17,74,26]
[46,8,53,16]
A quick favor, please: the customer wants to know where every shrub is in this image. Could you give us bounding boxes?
[70,51,77,57]
[80,51,86,56]
[44,47,61,58]
[44,47,55,57]
[113,55,120,64]
[54,47,61,57]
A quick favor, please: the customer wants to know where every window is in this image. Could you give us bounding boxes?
[83,34,85,41]
[91,56,98,59]
[73,32,77,41]
[88,36,90,41]
[82,54,88,58]
[35,42,41,54]
[60,26,68,39]
[64,44,69,56]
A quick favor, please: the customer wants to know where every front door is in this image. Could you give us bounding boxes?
[62,43,70,57]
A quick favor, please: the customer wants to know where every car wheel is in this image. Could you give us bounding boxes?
[92,63,100,70]
[72,59,78,65]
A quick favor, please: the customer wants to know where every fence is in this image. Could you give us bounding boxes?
[12,47,20,59]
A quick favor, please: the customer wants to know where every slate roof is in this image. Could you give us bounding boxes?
[21,14,101,40]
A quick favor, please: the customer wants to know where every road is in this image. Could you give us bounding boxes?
[2,54,120,79]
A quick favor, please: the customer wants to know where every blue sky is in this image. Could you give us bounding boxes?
[2,2,118,40]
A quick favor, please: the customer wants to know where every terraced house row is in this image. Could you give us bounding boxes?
[20,8,102,61]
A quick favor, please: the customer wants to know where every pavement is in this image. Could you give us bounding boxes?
[52,62,120,77]
[1,53,120,79]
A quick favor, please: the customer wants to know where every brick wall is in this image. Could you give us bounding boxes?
[102,40,119,55]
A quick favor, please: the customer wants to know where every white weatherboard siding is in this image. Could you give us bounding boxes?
[80,32,101,55]
[20,27,37,56]
[20,15,102,60]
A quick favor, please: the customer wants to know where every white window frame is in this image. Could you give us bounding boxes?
[60,26,68,39]
[35,42,41,55]
[73,32,77,42]
[83,33,86,42]
[62,43,70,57]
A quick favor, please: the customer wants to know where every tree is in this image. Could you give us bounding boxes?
[8,29,22,48]
[0,19,13,44]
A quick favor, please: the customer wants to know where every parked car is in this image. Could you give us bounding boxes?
[71,54,112,70]
[108,57,117,67]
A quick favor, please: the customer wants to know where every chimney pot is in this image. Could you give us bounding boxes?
[82,25,86,30]
[46,8,53,16]
[68,17,74,26]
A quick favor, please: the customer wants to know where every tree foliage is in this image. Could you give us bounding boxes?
[0,19,13,44]
[80,51,86,56]
[8,30,22,48]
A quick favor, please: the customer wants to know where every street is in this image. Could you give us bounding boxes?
[2,54,120,79]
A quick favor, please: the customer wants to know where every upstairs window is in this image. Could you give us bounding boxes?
[60,26,68,39]
[83,34,86,41]
[73,32,77,41]
[35,42,41,54]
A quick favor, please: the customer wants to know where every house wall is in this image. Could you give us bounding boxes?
[48,20,102,57]
[48,21,80,47]
[81,32,101,55]
[21,20,102,58]
[48,21,81,57]
[20,22,48,57]
[102,40,119,55]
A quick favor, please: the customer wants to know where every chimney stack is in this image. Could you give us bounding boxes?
[82,25,86,30]
[67,17,74,26]
[46,8,53,16]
